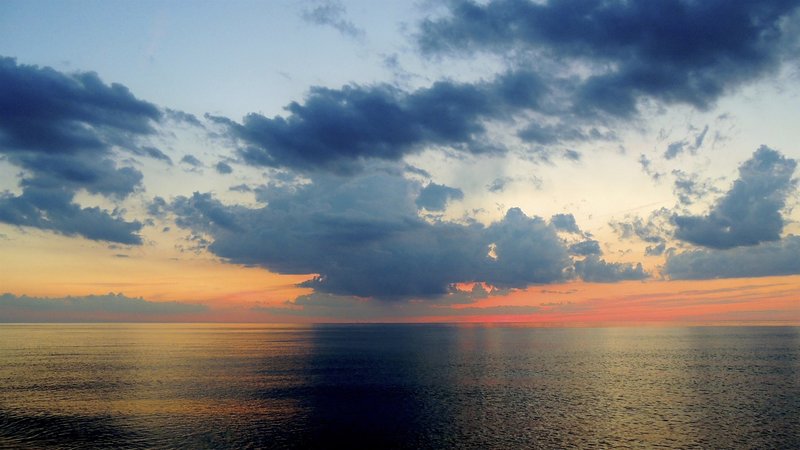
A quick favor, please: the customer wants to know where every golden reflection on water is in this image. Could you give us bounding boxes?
[1,324,798,448]
[0,323,314,447]
[434,326,799,448]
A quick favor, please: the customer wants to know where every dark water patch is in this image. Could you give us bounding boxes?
[0,410,148,449]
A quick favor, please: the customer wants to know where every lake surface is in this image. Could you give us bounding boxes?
[0,324,798,449]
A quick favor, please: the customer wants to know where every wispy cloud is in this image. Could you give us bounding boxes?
[301,0,365,40]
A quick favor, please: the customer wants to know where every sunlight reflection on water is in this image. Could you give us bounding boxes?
[0,324,798,448]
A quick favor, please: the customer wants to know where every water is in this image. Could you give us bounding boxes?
[0,324,798,449]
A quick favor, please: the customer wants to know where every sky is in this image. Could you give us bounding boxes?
[0,0,799,324]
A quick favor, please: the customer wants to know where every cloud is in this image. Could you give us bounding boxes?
[0,186,143,244]
[574,255,648,283]
[673,146,797,249]
[165,108,203,127]
[569,240,601,256]
[210,0,794,175]
[415,182,463,211]
[0,292,207,322]
[147,195,168,219]
[487,177,510,193]
[229,184,252,193]
[610,207,674,258]
[645,242,667,257]
[664,125,710,159]
[15,153,143,198]
[169,169,573,300]
[0,57,160,243]
[693,125,710,149]
[302,0,365,40]
[550,213,581,233]
[638,154,663,181]
[0,57,161,156]
[610,208,671,245]
[135,146,173,165]
[665,235,800,279]
[180,154,203,167]
[518,123,616,145]
[486,175,542,193]
[418,0,800,116]
[403,164,431,178]
[664,140,688,160]
[209,71,551,172]
[672,169,720,206]
[215,161,233,174]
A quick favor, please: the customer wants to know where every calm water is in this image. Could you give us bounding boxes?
[0,324,798,449]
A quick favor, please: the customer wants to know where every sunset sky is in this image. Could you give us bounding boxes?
[1,0,799,323]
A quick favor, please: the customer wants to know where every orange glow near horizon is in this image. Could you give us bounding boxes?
[1,227,797,325]
[423,276,800,325]
[0,227,313,307]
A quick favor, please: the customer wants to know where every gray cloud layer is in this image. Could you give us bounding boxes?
[0,293,207,322]
[170,170,575,299]
[419,0,800,116]
[415,182,464,211]
[574,255,648,283]
[208,71,550,172]
[200,0,800,178]
[673,146,797,249]
[665,235,800,279]
[0,57,162,243]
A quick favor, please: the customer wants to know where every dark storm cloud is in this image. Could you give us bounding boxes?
[0,292,207,322]
[0,57,161,243]
[673,146,797,249]
[170,170,574,300]
[665,235,800,279]
[213,71,549,172]
[419,0,800,116]
[415,182,464,211]
[574,255,648,283]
